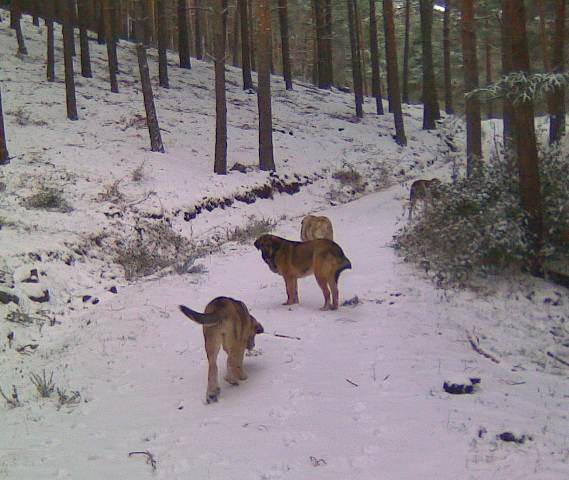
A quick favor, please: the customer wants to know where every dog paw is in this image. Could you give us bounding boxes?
[224,375,239,386]
[206,392,219,404]
[239,372,248,381]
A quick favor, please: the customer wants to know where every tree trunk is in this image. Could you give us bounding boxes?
[460,0,481,176]
[256,0,275,171]
[232,0,240,67]
[214,0,227,174]
[505,0,544,272]
[77,0,93,78]
[314,0,332,89]
[102,0,119,92]
[354,0,367,95]
[536,0,551,72]
[402,0,411,105]
[549,0,566,144]
[238,0,253,89]
[11,1,28,55]
[178,0,192,68]
[249,0,256,71]
[134,0,165,152]
[62,0,79,121]
[194,0,204,60]
[347,0,363,118]
[278,0,292,90]
[383,0,406,146]
[442,0,453,114]
[32,0,40,26]
[46,0,56,82]
[0,87,9,166]
[484,17,493,119]
[97,0,105,44]
[500,0,514,148]
[157,0,169,88]
[420,0,440,130]
[369,0,384,115]
[145,0,156,44]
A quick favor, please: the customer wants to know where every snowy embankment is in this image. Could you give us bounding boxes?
[1,13,569,480]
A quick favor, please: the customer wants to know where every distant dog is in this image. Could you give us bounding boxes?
[179,297,264,404]
[300,215,334,241]
[254,234,351,310]
[408,178,441,220]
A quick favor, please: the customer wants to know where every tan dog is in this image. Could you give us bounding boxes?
[179,297,264,404]
[408,178,442,220]
[300,215,334,241]
[254,234,351,310]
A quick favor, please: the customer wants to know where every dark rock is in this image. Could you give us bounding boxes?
[443,377,480,395]
[0,290,20,305]
[22,269,39,283]
[497,432,531,444]
[82,295,92,303]
[109,286,118,294]
[29,290,50,303]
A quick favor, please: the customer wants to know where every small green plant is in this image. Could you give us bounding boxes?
[30,370,55,398]
[226,216,277,244]
[23,187,72,213]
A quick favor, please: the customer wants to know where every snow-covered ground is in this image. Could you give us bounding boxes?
[1,13,569,480]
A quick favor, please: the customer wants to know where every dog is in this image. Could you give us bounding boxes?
[408,178,441,220]
[254,234,351,310]
[300,215,334,241]
[178,297,264,404]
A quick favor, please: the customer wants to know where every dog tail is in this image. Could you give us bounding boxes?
[335,257,352,283]
[179,305,219,326]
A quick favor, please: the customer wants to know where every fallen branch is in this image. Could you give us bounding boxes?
[345,378,359,387]
[467,333,500,364]
[271,332,301,341]
[547,351,569,368]
[128,451,157,472]
[0,385,21,408]
[16,344,39,355]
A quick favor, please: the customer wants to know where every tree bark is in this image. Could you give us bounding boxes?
[460,0,481,176]
[549,0,566,144]
[383,0,406,146]
[11,1,28,55]
[402,0,411,105]
[62,0,79,121]
[248,0,256,71]
[178,0,192,68]
[214,0,228,174]
[238,0,253,89]
[78,0,93,78]
[46,0,56,82]
[347,0,363,118]
[443,0,453,114]
[314,0,332,89]
[102,0,119,93]
[232,0,240,67]
[194,0,204,60]
[256,0,275,171]
[420,0,440,130]
[369,0,384,115]
[157,0,169,88]
[484,17,493,119]
[500,0,514,148]
[278,0,293,90]
[134,0,165,152]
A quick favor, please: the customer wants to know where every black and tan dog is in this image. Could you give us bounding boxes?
[179,297,264,404]
[254,234,351,310]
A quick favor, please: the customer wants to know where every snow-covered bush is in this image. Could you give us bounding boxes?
[394,146,569,286]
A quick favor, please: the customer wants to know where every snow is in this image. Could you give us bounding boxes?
[1,12,569,480]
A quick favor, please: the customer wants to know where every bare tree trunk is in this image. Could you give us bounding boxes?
[194,0,204,60]
[102,0,119,92]
[347,0,363,118]
[256,0,275,171]
[11,1,28,55]
[460,0,481,176]
[420,0,440,129]
[278,0,293,90]
[383,0,406,146]
[178,0,192,68]
[32,0,40,26]
[97,0,105,44]
[442,0,453,114]
[402,0,411,104]
[62,0,79,120]
[145,0,156,44]
[0,88,9,166]
[249,0,256,71]
[78,0,93,78]
[500,0,514,148]
[549,0,566,144]
[354,0,367,95]
[157,0,169,88]
[232,0,240,66]
[314,0,332,89]
[536,0,551,72]
[238,0,253,89]
[214,0,227,174]
[484,17,493,119]
[46,0,56,82]
[134,0,165,152]
[369,0,384,115]
[505,0,543,272]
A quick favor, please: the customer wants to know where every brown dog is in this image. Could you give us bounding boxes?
[300,215,334,241]
[179,297,264,404]
[408,178,442,220]
[254,234,351,310]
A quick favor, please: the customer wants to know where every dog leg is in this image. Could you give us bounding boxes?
[225,349,242,385]
[205,336,222,403]
[283,276,298,305]
[315,274,331,310]
[329,277,339,310]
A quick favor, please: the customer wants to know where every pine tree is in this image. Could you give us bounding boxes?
[214,0,228,174]
[278,0,293,90]
[347,0,363,118]
[61,0,79,120]
[157,0,170,88]
[78,0,93,78]
[178,0,192,69]
[369,0,384,115]
[419,0,440,129]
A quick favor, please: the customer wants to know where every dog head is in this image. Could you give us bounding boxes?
[247,314,264,350]
[254,235,281,273]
